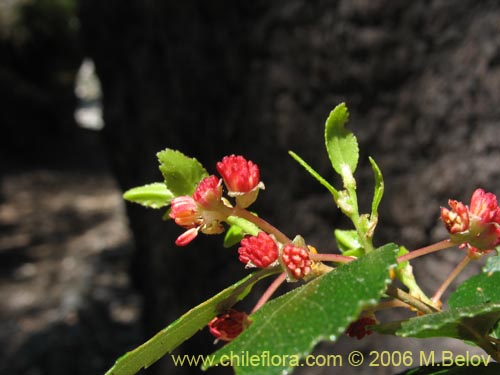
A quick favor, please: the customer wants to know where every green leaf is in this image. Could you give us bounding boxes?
[369,156,384,220]
[449,272,500,308]
[288,150,338,199]
[157,149,208,197]
[374,303,500,342]
[324,103,359,176]
[334,229,363,256]
[224,216,261,248]
[205,243,399,374]
[483,254,500,274]
[104,269,276,375]
[123,182,174,209]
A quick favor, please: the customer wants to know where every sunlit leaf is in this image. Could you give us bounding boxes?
[324,103,358,176]
[157,149,208,197]
[123,182,174,209]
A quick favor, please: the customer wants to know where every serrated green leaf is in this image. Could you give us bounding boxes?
[205,243,399,375]
[157,149,208,197]
[374,304,500,343]
[324,103,359,176]
[369,156,384,219]
[397,363,500,375]
[104,269,276,375]
[483,255,500,274]
[123,182,174,209]
[288,150,338,199]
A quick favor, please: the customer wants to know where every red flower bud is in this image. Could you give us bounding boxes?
[281,244,312,280]
[216,155,265,208]
[238,232,279,268]
[208,309,250,342]
[193,175,222,210]
[441,188,500,253]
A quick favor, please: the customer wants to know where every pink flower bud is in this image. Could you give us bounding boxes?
[238,232,279,268]
[169,196,201,228]
[216,155,265,208]
[281,244,312,280]
[208,309,250,342]
[441,188,500,253]
[469,188,500,223]
[193,175,222,209]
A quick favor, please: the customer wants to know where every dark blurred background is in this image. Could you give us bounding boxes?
[1,1,500,374]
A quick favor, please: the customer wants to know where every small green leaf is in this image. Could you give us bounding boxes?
[104,269,276,375]
[157,149,208,197]
[224,216,261,248]
[205,243,398,374]
[324,103,359,176]
[483,255,500,274]
[334,229,362,255]
[369,156,384,220]
[123,182,174,209]
[288,150,338,199]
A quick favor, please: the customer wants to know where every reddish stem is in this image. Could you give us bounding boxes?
[398,239,455,263]
[251,272,287,313]
[231,206,291,244]
[309,253,356,264]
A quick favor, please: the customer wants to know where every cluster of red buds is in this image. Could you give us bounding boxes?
[169,155,264,246]
[441,188,500,257]
[169,155,316,341]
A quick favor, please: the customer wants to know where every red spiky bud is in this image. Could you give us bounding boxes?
[238,232,279,268]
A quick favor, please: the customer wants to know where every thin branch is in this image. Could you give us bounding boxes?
[398,239,455,263]
[251,272,287,313]
[431,255,471,305]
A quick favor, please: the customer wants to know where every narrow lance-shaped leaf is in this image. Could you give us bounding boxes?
[369,156,384,220]
[123,182,174,209]
[104,269,277,375]
[205,243,399,375]
[288,150,338,200]
[324,103,359,176]
[157,149,208,197]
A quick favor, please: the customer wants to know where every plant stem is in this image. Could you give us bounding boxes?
[431,255,471,305]
[309,253,356,264]
[385,285,438,315]
[251,272,287,313]
[365,299,412,313]
[398,239,455,263]
[231,206,291,244]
